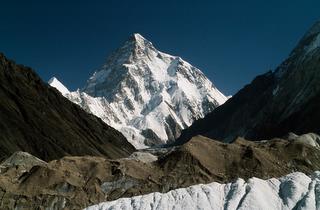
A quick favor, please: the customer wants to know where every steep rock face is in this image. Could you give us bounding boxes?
[178,21,320,144]
[0,53,135,161]
[51,33,227,148]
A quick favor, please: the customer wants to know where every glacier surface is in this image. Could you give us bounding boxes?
[85,171,320,210]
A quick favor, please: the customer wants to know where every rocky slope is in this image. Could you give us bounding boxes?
[50,33,228,148]
[0,53,135,161]
[177,20,320,144]
[86,171,320,210]
[0,133,319,209]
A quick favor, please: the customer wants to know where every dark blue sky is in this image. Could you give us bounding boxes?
[0,0,319,95]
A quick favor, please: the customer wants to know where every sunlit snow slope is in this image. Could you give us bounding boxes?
[49,33,227,148]
[48,77,70,96]
[85,171,320,210]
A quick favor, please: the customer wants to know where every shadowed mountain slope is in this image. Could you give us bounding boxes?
[0,53,135,161]
[177,21,320,144]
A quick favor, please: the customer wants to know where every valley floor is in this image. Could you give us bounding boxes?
[0,133,320,209]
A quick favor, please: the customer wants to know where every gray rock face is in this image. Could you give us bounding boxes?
[0,151,47,170]
[178,20,320,144]
[50,33,228,148]
[288,133,320,148]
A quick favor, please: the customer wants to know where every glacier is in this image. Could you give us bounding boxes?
[49,33,227,148]
[85,171,320,210]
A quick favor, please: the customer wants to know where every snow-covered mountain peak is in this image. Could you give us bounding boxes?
[131,33,150,45]
[116,33,156,59]
[52,34,228,148]
[48,77,70,96]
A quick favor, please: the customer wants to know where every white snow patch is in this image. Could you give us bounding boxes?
[48,77,70,96]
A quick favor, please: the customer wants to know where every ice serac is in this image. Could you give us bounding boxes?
[85,171,320,210]
[53,33,227,148]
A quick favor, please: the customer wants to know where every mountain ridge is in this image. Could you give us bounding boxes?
[177,20,320,144]
[0,53,135,161]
